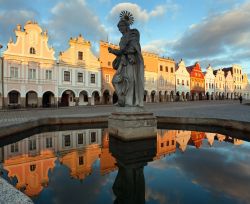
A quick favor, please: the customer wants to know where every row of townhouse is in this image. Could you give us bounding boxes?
[0,21,249,109]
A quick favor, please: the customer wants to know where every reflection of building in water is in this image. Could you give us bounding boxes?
[2,129,102,195]
[189,131,205,149]
[176,130,191,152]
[205,132,216,146]
[216,134,226,142]
[100,129,117,175]
[155,130,176,159]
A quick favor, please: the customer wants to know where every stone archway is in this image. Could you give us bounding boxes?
[79,90,88,105]
[113,92,118,104]
[42,91,55,107]
[61,90,75,106]
[92,91,100,105]
[144,90,148,102]
[26,91,38,108]
[8,90,21,108]
[151,91,156,102]
[103,90,110,105]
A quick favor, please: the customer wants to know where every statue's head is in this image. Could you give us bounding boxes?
[118,10,134,35]
[117,19,130,34]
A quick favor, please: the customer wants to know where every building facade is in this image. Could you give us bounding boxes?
[214,69,226,99]
[99,41,117,104]
[175,59,190,101]
[225,70,234,99]
[58,35,101,106]
[187,62,205,100]
[222,65,243,98]
[204,65,215,100]
[3,21,57,108]
[143,52,159,102]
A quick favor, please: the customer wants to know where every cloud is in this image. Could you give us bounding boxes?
[46,0,107,54]
[0,0,38,48]
[142,39,176,56]
[109,2,169,24]
[145,1,250,69]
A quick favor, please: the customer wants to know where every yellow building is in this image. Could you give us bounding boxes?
[58,35,101,106]
[157,57,175,102]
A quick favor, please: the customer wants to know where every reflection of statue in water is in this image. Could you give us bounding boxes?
[108,11,144,107]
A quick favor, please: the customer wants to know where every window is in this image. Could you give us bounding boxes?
[64,71,70,81]
[78,133,84,144]
[79,156,84,165]
[177,79,180,85]
[160,65,163,71]
[30,47,36,54]
[108,61,111,66]
[165,66,168,72]
[172,140,175,145]
[10,67,18,78]
[187,80,189,86]
[90,74,96,84]
[30,165,36,172]
[166,141,170,146]
[182,80,184,85]
[10,143,18,153]
[46,70,52,80]
[46,137,53,148]
[90,132,96,143]
[28,69,36,79]
[105,74,110,83]
[161,143,164,147]
[64,135,71,147]
[29,139,36,151]
[78,51,83,60]
[171,67,174,73]
[78,73,83,82]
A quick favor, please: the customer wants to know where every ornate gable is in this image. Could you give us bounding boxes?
[4,21,55,60]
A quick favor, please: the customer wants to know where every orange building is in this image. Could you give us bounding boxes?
[155,130,176,159]
[187,62,205,100]
[4,149,56,197]
[99,41,117,104]
[100,129,117,175]
[59,144,101,180]
[189,131,205,149]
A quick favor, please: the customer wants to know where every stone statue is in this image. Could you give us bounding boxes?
[108,11,144,107]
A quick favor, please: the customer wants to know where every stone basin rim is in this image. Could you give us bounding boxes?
[0,115,250,141]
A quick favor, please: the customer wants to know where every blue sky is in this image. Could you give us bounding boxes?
[0,0,249,76]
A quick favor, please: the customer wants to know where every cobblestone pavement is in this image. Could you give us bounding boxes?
[0,100,249,128]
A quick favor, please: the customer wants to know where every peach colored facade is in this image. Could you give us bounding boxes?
[214,69,226,99]
[157,57,176,102]
[3,21,57,108]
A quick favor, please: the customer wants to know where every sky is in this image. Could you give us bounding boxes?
[0,0,250,76]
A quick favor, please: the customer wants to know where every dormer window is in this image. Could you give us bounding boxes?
[30,47,36,54]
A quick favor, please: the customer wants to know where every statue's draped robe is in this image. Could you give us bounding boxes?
[112,29,144,107]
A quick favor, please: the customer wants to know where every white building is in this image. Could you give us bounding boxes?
[225,70,234,99]
[214,69,226,99]
[58,35,101,106]
[2,21,57,108]
[204,64,215,100]
[175,59,190,101]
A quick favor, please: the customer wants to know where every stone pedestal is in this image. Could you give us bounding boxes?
[108,107,157,141]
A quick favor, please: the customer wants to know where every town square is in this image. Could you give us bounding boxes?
[0,0,250,204]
